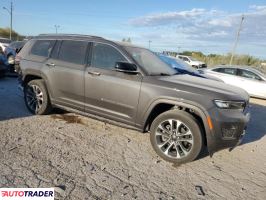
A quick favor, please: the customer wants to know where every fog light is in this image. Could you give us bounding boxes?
[222,125,239,139]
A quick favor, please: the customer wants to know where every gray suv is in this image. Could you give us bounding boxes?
[18,34,250,164]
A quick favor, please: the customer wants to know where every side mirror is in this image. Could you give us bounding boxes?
[114,62,138,74]
[15,48,21,54]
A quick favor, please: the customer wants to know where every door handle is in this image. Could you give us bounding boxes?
[88,71,101,76]
[46,63,55,67]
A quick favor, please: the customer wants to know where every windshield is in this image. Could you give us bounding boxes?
[9,41,25,49]
[250,68,266,78]
[124,46,177,76]
[159,55,198,73]
[189,56,197,61]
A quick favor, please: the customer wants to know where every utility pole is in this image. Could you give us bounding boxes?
[3,1,13,40]
[178,46,181,54]
[54,25,60,34]
[148,40,152,49]
[230,15,244,65]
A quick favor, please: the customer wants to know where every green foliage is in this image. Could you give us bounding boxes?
[180,51,262,67]
[122,37,132,43]
[0,27,25,41]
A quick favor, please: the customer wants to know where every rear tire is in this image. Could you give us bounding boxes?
[24,79,52,115]
[150,110,203,164]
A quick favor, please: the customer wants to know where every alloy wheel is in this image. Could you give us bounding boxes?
[25,84,44,113]
[155,119,194,159]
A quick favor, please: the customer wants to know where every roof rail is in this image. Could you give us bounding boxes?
[38,33,104,39]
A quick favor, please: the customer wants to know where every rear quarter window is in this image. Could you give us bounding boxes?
[30,40,55,57]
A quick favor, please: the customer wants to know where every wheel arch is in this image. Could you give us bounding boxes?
[142,99,213,153]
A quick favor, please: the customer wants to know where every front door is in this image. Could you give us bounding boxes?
[85,42,142,125]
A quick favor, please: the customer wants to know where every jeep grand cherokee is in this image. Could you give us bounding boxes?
[18,34,250,164]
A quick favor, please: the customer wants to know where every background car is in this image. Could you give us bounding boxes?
[177,55,207,69]
[5,41,26,66]
[204,65,266,99]
[159,54,222,81]
[0,37,11,52]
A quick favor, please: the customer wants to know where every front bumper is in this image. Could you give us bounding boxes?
[206,107,250,155]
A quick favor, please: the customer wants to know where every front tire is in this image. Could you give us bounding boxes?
[150,110,203,164]
[24,79,52,115]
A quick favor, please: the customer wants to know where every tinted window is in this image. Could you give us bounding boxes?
[31,40,55,57]
[216,68,237,75]
[183,57,190,62]
[92,43,126,69]
[238,69,262,80]
[58,40,88,65]
[50,41,61,59]
[212,68,221,72]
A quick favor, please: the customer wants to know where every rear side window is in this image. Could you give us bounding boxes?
[91,43,126,69]
[58,40,88,65]
[30,40,55,57]
[215,68,237,75]
[212,68,219,72]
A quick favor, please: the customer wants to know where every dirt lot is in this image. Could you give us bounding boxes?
[0,77,265,200]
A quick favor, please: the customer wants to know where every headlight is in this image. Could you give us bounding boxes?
[214,100,246,110]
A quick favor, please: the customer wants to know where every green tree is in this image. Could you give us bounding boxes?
[127,37,131,43]
[122,37,132,43]
[0,27,25,41]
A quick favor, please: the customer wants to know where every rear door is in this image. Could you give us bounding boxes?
[84,42,142,125]
[45,40,89,111]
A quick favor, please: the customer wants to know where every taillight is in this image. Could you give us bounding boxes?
[14,54,22,73]
[15,54,22,64]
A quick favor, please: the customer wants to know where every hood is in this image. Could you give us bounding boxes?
[201,74,224,82]
[158,74,249,101]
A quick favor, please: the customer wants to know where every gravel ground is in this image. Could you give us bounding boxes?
[0,77,265,200]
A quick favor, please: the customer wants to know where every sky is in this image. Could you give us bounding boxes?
[0,0,266,58]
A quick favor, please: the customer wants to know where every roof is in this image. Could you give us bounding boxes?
[36,34,104,41]
[213,65,266,76]
[35,34,145,49]
[214,65,254,70]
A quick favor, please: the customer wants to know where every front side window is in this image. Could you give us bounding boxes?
[58,40,88,65]
[91,43,126,69]
[212,68,221,72]
[238,69,261,80]
[31,40,55,57]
